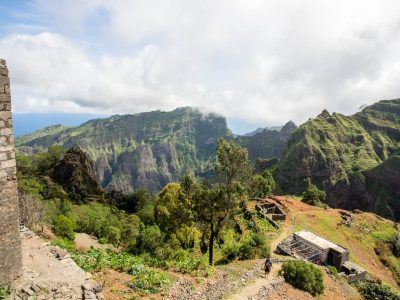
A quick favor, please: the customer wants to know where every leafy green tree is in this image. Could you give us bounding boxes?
[302,183,326,206]
[250,170,275,198]
[140,225,163,253]
[154,183,191,234]
[54,214,76,241]
[106,226,121,247]
[281,260,324,296]
[35,145,66,175]
[18,177,44,199]
[175,225,195,249]
[189,139,251,265]
[125,187,156,225]
[121,214,141,249]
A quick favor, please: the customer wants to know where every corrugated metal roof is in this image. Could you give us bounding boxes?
[294,230,347,253]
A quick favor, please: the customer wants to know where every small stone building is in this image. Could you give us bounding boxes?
[293,230,349,269]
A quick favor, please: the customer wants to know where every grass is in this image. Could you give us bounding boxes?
[0,286,10,300]
[286,198,399,289]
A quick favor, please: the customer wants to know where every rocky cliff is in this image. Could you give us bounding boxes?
[53,147,103,201]
[16,107,291,193]
[16,108,231,193]
[276,99,400,220]
[236,121,297,162]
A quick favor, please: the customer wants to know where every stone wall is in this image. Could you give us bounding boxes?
[0,58,22,284]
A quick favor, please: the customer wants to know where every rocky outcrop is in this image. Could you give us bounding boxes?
[12,227,104,300]
[16,108,232,193]
[53,147,103,201]
[235,121,297,162]
[16,107,296,193]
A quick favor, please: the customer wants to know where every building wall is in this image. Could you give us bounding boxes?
[0,58,22,284]
[293,235,329,262]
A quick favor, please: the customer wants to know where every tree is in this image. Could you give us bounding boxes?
[140,225,163,253]
[154,183,191,234]
[250,170,275,198]
[106,226,121,247]
[54,214,76,241]
[189,139,251,265]
[121,214,141,250]
[302,183,326,206]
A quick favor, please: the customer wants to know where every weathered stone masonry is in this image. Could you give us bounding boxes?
[0,58,22,284]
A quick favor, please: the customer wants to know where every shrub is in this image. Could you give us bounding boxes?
[238,238,256,260]
[130,268,170,294]
[167,249,210,275]
[250,170,275,198]
[140,225,163,253]
[0,286,10,300]
[327,265,339,277]
[51,237,76,253]
[72,248,144,273]
[280,260,324,296]
[302,183,326,206]
[355,280,399,300]
[106,226,121,247]
[54,214,76,240]
[391,232,400,257]
[222,243,240,262]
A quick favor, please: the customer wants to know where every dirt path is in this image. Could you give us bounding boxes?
[226,263,283,300]
[227,202,293,300]
[11,227,103,299]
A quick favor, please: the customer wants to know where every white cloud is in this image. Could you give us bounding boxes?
[1,0,400,129]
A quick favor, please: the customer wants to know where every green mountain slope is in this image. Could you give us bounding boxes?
[16,107,230,192]
[16,107,293,193]
[236,121,297,161]
[276,99,400,220]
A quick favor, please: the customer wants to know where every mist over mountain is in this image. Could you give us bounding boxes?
[16,107,293,193]
[16,100,400,221]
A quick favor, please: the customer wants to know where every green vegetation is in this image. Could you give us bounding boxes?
[302,183,326,206]
[280,260,324,296]
[327,265,339,278]
[250,170,275,198]
[374,232,400,285]
[65,247,170,295]
[355,279,399,300]
[277,99,400,220]
[0,286,10,300]
[54,214,76,240]
[129,268,170,294]
[16,107,232,193]
[17,137,277,295]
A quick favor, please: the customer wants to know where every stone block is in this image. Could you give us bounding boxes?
[0,111,11,121]
[0,127,12,136]
[0,152,7,161]
[0,93,9,102]
[1,159,16,168]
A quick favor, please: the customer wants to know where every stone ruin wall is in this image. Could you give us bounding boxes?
[0,58,22,284]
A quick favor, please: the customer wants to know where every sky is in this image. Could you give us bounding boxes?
[1,0,400,134]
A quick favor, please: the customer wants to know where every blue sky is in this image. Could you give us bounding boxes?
[1,0,400,134]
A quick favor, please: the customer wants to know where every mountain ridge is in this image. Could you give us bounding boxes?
[16,107,294,193]
[276,99,400,220]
